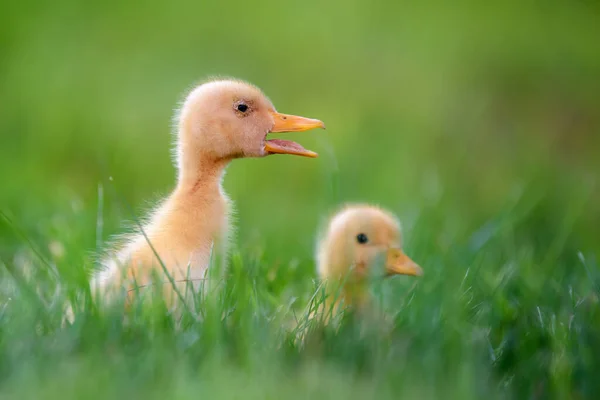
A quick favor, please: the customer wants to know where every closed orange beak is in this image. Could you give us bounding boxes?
[385,248,423,277]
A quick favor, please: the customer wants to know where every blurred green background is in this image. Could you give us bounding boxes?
[1,0,600,398]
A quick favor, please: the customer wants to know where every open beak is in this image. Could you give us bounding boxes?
[385,248,423,277]
[264,111,325,158]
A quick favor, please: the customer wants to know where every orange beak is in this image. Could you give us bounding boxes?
[264,111,325,158]
[385,248,423,277]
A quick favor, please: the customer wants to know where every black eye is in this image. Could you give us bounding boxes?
[356,233,368,244]
[236,103,248,113]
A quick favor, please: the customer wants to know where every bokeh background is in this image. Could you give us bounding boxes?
[2,0,599,256]
[1,0,599,398]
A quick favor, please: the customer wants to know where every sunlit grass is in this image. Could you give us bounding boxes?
[1,172,599,398]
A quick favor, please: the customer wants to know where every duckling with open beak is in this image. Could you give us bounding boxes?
[92,78,325,305]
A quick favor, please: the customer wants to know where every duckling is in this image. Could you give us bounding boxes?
[93,78,325,305]
[315,204,422,318]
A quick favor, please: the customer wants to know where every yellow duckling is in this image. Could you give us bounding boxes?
[93,78,325,303]
[315,204,422,318]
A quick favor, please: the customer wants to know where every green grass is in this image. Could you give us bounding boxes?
[1,0,600,398]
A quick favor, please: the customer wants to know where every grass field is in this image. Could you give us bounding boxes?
[1,1,600,398]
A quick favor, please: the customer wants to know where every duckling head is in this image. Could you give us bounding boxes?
[175,78,325,174]
[317,204,422,288]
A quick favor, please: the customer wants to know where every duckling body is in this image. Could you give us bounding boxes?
[94,172,229,293]
[92,79,324,303]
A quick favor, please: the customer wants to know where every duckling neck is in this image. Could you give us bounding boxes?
[324,278,369,315]
[167,156,232,250]
[342,281,370,309]
[176,153,230,195]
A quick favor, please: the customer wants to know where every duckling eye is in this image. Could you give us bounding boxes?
[236,103,249,113]
[356,233,368,244]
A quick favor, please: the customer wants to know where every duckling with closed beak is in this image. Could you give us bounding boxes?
[315,204,422,317]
